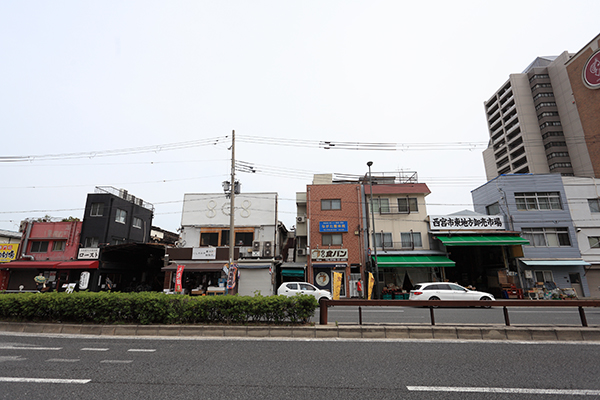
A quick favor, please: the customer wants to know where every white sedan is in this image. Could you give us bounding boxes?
[277,282,332,302]
[409,282,495,307]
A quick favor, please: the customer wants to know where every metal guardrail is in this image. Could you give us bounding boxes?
[318,299,600,327]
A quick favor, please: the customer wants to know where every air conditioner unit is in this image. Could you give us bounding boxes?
[264,241,272,250]
[263,242,273,257]
[297,248,306,256]
[296,216,306,223]
[252,241,261,251]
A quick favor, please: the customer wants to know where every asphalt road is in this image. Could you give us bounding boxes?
[1,333,599,399]
[314,306,600,326]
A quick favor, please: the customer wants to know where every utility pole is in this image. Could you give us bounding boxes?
[229,130,236,270]
[367,161,379,299]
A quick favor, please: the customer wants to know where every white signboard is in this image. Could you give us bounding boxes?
[192,247,217,260]
[311,248,348,262]
[79,271,90,290]
[429,215,505,230]
[78,247,99,260]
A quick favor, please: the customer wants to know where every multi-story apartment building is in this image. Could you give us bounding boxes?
[482,33,600,181]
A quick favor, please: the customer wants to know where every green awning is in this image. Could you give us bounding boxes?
[281,268,305,277]
[374,255,455,268]
[435,235,529,246]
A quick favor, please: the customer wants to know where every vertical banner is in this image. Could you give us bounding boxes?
[368,272,375,300]
[175,264,185,293]
[332,271,343,300]
[227,264,238,290]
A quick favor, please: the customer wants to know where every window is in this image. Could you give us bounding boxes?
[588,199,600,213]
[133,217,142,229]
[235,232,254,246]
[486,202,500,215]
[371,198,390,213]
[30,241,49,252]
[52,241,66,251]
[588,237,600,248]
[400,232,422,248]
[375,232,393,248]
[84,237,99,247]
[521,227,571,247]
[515,192,562,211]
[321,199,341,210]
[398,198,418,213]
[115,209,127,224]
[534,270,554,283]
[286,283,298,290]
[90,203,104,216]
[200,232,219,246]
[322,233,342,246]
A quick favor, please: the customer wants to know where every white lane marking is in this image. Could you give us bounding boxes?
[0,377,90,384]
[100,360,133,364]
[46,359,80,363]
[81,348,109,351]
[0,346,61,350]
[127,349,156,352]
[0,356,26,362]
[407,386,600,396]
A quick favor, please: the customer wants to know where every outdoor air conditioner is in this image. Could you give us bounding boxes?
[252,241,261,251]
[296,216,306,223]
[297,248,306,256]
[263,242,273,257]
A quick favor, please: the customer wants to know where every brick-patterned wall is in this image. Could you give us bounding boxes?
[567,38,600,177]
[306,183,364,267]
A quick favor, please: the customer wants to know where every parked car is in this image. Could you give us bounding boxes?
[409,282,495,307]
[277,282,332,301]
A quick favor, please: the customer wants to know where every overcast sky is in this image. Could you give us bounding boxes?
[1,1,599,234]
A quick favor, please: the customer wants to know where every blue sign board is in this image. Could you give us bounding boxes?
[319,221,348,232]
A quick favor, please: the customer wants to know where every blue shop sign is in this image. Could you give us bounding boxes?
[319,221,348,232]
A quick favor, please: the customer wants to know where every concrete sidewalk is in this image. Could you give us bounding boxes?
[1,321,600,341]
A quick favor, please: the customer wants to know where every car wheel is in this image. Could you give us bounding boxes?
[480,296,492,308]
[428,296,440,308]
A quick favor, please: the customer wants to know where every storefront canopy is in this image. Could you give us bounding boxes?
[56,261,99,269]
[3,261,60,269]
[281,268,305,277]
[521,260,590,267]
[374,255,455,268]
[435,235,529,246]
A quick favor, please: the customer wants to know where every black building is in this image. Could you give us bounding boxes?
[80,187,154,247]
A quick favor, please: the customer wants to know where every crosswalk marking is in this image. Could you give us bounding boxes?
[100,360,133,364]
[127,349,156,352]
[81,348,109,351]
[46,359,80,363]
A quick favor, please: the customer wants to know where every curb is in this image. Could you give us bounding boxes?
[2,322,600,341]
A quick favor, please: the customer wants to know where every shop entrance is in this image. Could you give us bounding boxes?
[569,273,583,298]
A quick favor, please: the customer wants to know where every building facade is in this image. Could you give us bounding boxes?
[482,33,600,181]
[472,174,591,297]
[304,175,364,298]
[168,192,283,296]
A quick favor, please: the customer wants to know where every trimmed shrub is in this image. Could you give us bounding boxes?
[0,292,317,325]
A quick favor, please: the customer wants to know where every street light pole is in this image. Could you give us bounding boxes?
[367,161,379,299]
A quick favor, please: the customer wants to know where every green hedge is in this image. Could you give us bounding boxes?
[0,292,318,325]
